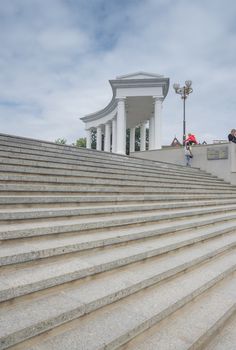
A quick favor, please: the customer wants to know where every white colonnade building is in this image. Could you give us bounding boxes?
[81,72,169,155]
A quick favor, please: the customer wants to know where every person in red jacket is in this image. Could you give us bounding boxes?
[185,133,197,145]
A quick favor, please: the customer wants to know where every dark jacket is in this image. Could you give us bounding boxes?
[228,134,236,143]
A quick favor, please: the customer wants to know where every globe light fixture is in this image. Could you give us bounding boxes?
[173,80,193,144]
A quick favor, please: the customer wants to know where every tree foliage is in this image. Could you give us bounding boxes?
[55,138,67,145]
[57,127,149,153]
[126,127,149,154]
[74,131,96,149]
[75,138,86,148]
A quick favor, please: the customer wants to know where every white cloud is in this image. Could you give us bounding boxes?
[0,0,236,145]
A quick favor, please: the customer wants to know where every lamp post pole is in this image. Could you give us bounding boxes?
[173,81,193,144]
[183,87,186,143]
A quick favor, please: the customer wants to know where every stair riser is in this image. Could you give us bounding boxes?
[0,133,235,350]
[189,304,236,350]
[1,221,236,266]
[0,137,210,175]
[2,208,236,240]
[0,165,225,186]
[1,185,235,195]
[106,266,236,350]
[0,153,217,182]
[2,202,236,223]
[2,200,236,210]
[1,230,236,302]
[0,174,230,190]
[1,195,235,208]
[1,246,234,349]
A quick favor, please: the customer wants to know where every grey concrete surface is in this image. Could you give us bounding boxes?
[204,311,236,350]
[1,133,236,350]
[15,254,236,350]
[119,273,236,350]
[1,205,236,240]
[1,239,235,348]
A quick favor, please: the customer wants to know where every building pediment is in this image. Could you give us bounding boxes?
[116,72,164,80]
[81,72,169,126]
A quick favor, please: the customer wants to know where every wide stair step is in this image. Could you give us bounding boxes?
[1,194,236,208]
[120,270,236,350]
[204,311,236,350]
[5,249,236,350]
[1,205,236,240]
[0,133,236,349]
[0,234,236,348]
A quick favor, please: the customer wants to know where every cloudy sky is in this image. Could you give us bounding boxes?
[0,0,235,145]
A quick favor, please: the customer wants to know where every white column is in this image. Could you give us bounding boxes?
[153,97,163,149]
[112,118,117,153]
[149,115,155,150]
[116,98,126,154]
[104,122,111,152]
[140,122,146,151]
[96,125,102,151]
[130,127,135,153]
[86,129,92,149]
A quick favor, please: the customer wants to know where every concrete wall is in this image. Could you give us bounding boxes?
[131,142,236,185]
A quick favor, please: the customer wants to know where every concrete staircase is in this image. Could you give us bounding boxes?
[0,133,236,350]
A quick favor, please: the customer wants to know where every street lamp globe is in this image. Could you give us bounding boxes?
[185,80,192,88]
[173,83,180,91]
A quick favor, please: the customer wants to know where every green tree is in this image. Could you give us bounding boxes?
[91,130,97,149]
[74,131,97,149]
[55,138,67,145]
[126,127,149,154]
[75,138,86,148]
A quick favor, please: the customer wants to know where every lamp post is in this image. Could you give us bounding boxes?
[173,80,193,144]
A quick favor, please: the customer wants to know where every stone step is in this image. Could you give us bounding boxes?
[0,163,225,186]
[1,224,236,302]
[8,250,236,350]
[0,155,221,189]
[204,312,236,350]
[1,133,235,350]
[0,146,201,173]
[0,237,235,349]
[1,205,236,240]
[0,172,230,190]
[0,145,216,180]
[1,183,235,196]
[119,271,236,350]
[0,162,211,197]
[0,133,208,175]
[1,200,236,223]
[2,214,236,266]
[0,134,212,183]
[1,194,236,209]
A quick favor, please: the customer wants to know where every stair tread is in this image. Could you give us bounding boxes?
[11,252,236,350]
[1,204,236,231]
[0,199,236,218]
[0,240,235,348]
[1,217,236,262]
[0,163,221,187]
[0,173,231,189]
[1,194,236,206]
[205,312,236,350]
[1,134,236,349]
[2,182,235,192]
[0,153,222,182]
[0,146,205,172]
[120,271,236,350]
[1,228,236,302]
[0,165,225,184]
